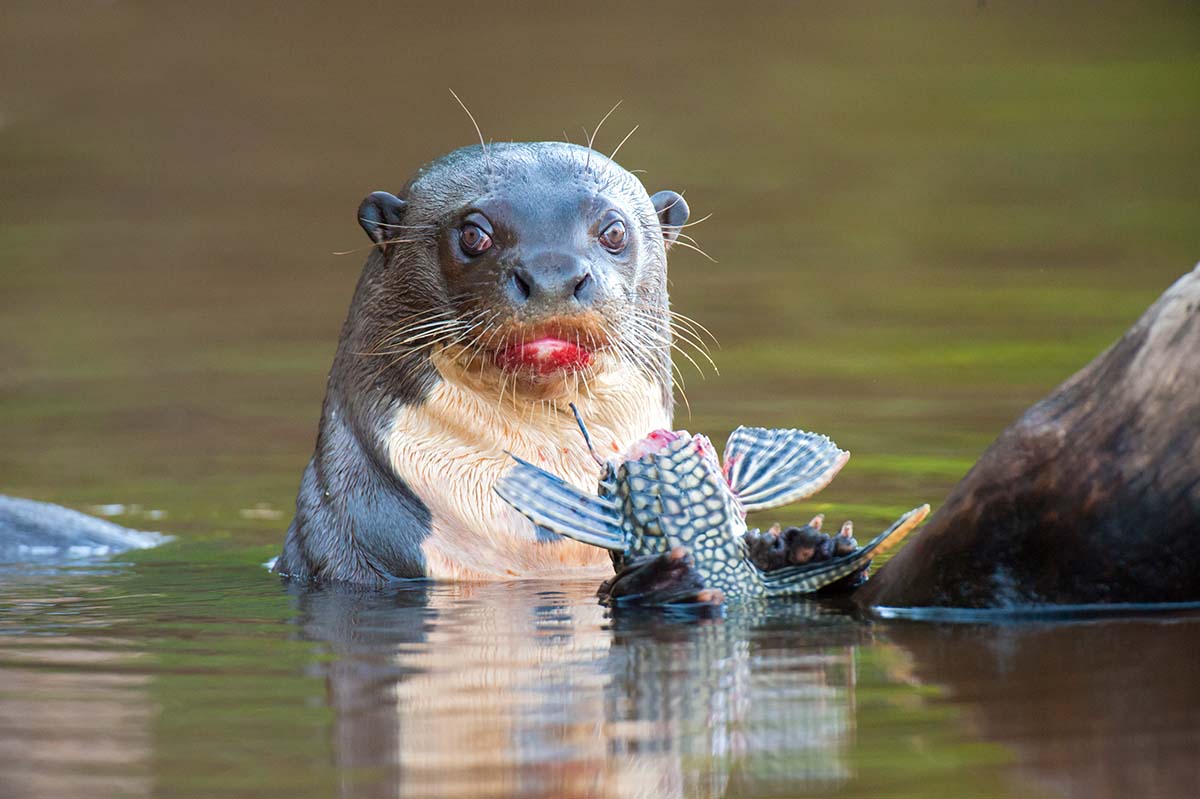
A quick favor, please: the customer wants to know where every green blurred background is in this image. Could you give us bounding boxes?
[2,0,1198,546]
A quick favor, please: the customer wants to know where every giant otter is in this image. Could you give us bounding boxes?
[273,142,690,585]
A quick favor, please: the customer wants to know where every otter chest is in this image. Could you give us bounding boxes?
[382,371,669,581]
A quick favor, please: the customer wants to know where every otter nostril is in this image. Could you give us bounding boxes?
[511,272,531,301]
[573,272,592,300]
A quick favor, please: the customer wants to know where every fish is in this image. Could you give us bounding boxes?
[495,406,930,605]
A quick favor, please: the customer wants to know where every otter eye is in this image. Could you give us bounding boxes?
[599,219,627,253]
[459,223,492,256]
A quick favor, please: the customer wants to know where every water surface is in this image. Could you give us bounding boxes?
[2,2,1199,797]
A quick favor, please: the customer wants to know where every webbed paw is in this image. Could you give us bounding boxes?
[744,515,869,593]
[599,547,726,608]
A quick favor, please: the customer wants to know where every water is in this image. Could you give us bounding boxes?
[2,2,1199,797]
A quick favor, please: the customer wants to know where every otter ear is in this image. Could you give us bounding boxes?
[650,190,690,249]
[358,191,407,244]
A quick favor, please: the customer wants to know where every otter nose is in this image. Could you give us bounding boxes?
[509,257,595,308]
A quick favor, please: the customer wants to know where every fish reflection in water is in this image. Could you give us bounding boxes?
[291,581,875,799]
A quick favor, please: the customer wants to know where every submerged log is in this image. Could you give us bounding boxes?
[858,265,1200,608]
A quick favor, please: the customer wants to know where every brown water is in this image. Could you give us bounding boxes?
[2,2,1199,797]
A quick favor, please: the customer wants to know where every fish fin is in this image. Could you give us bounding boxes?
[722,426,850,512]
[759,505,929,596]
[494,456,625,551]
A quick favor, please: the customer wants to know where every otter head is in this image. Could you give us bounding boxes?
[351,142,689,406]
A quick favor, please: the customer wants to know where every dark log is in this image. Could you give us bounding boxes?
[858,265,1200,608]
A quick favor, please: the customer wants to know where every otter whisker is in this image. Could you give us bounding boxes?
[660,212,714,231]
[438,316,491,357]
[574,329,597,402]
[625,334,676,383]
[403,308,488,339]
[334,237,424,256]
[467,311,503,362]
[458,330,494,374]
[663,238,717,263]
[627,307,719,375]
[369,311,446,343]
[365,323,473,358]
[421,318,484,354]
[449,88,491,175]
[367,309,457,352]
[494,328,524,413]
[382,318,466,345]
[376,236,425,248]
[667,309,721,347]
[458,309,504,374]
[670,330,719,375]
[372,319,473,382]
[365,308,493,358]
[387,307,455,325]
[618,316,699,407]
[617,325,691,417]
[662,311,715,347]
[668,340,712,380]
[362,221,438,230]
[372,319,466,352]
[663,320,715,358]
[583,326,602,362]
[479,313,510,356]
[627,306,697,348]
[584,99,623,174]
[609,325,671,402]
[655,189,688,216]
[640,323,717,377]
[393,306,487,333]
[609,124,639,162]
[415,316,484,347]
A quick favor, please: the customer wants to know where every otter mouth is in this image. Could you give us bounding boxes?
[488,318,611,377]
[494,337,593,375]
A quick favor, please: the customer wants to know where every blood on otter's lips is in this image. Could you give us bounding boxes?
[494,337,592,375]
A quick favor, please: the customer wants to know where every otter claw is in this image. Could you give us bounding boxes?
[832,520,858,556]
[599,547,724,607]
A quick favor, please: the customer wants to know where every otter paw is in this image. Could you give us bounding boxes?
[744,516,869,593]
[599,547,726,608]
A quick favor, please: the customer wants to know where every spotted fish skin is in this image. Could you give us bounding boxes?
[604,434,763,597]
[495,421,929,602]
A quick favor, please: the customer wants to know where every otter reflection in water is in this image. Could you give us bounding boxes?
[289,581,871,799]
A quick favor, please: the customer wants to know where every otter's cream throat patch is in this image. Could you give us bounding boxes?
[384,354,670,581]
